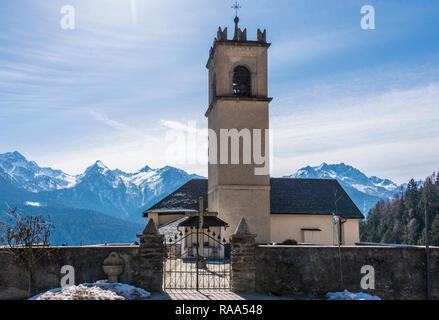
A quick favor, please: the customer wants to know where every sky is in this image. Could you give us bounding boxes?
[0,0,438,184]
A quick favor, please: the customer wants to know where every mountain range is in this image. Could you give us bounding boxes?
[284,162,404,214]
[0,151,408,244]
[0,151,202,245]
[0,151,202,222]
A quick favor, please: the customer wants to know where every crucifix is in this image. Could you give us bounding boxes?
[231,2,241,17]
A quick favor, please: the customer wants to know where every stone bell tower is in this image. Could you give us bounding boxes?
[205,14,272,243]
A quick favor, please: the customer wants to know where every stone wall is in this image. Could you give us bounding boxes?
[138,219,164,292]
[0,246,139,300]
[230,234,256,292]
[255,245,439,300]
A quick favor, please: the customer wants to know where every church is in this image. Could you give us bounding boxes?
[143,15,364,246]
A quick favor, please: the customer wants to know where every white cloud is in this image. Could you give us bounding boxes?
[2,0,438,184]
[270,82,439,183]
[89,110,143,137]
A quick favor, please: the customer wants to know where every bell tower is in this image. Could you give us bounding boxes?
[205,12,272,243]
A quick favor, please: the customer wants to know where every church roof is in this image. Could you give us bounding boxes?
[145,179,207,214]
[143,178,364,219]
[178,216,229,228]
[269,178,363,218]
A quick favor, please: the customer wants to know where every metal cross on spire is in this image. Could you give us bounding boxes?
[231,2,241,17]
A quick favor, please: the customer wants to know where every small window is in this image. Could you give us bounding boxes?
[232,66,251,97]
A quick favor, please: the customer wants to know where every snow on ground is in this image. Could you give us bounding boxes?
[29,281,151,300]
[326,290,381,300]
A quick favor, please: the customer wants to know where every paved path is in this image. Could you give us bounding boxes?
[149,290,295,300]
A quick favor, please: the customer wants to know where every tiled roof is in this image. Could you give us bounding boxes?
[144,178,364,219]
[145,179,208,214]
[158,216,188,243]
[178,216,229,228]
[269,178,364,218]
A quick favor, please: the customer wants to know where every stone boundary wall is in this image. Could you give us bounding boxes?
[0,246,139,300]
[255,245,439,300]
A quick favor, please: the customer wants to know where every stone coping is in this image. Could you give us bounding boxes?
[0,245,139,249]
[257,244,439,249]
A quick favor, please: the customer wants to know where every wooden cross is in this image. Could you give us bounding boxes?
[186,197,218,219]
[185,197,218,261]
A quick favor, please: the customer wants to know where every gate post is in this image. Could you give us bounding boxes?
[230,217,256,293]
[137,219,164,292]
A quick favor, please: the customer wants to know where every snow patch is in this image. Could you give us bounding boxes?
[326,290,380,300]
[29,281,151,300]
[129,170,157,186]
[25,201,41,207]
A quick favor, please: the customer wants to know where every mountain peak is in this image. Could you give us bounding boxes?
[94,160,107,168]
[316,162,328,170]
[0,150,27,162]
[83,160,111,176]
[138,165,152,173]
[286,162,401,214]
[12,150,25,157]
[0,151,77,192]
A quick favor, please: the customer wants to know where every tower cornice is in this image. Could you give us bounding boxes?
[205,95,273,117]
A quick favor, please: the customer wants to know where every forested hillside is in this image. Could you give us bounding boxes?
[360,172,439,245]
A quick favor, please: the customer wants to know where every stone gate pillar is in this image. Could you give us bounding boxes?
[230,217,257,293]
[137,219,164,292]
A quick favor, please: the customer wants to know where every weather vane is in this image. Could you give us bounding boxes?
[231,2,241,17]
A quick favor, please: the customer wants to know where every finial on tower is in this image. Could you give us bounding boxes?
[232,2,241,34]
[231,2,247,41]
[231,2,241,18]
[211,2,268,45]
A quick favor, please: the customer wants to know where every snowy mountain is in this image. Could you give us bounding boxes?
[0,152,409,229]
[0,151,204,223]
[0,151,76,192]
[285,163,403,215]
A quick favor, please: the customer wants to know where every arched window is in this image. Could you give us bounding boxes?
[232,66,251,97]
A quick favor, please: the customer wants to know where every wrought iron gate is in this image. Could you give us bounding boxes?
[163,226,230,290]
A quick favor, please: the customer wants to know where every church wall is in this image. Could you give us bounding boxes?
[270,214,360,245]
[255,245,439,300]
[158,214,185,226]
[147,212,159,226]
[144,213,185,228]
[343,218,361,245]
